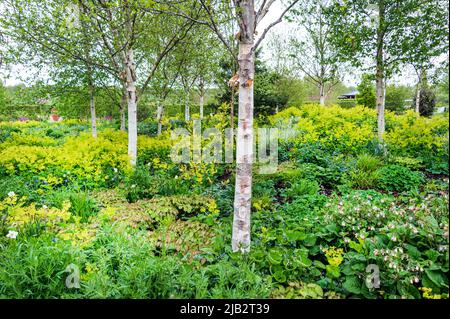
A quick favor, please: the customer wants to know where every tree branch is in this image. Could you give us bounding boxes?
[254,0,300,50]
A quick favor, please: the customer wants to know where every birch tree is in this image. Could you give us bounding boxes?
[164,0,300,253]
[326,0,448,142]
[0,0,114,137]
[79,0,196,165]
[289,0,340,106]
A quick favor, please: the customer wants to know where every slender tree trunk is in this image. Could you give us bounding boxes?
[119,85,127,131]
[156,104,163,136]
[375,0,386,142]
[184,92,190,122]
[125,48,137,166]
[375,68,385,141]
[319,83,326,106]
[230,86,235,130]
[199,94,204,120]
[415,86,421,113]
[89,83,97,138]
[232,1,255,253]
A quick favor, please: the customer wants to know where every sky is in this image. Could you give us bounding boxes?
[1,1,444,88]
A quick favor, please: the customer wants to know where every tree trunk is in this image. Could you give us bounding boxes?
[125,48,137,166]
[89,83,97,138]
[415,86,421,113]
[119,83,127,131]
[184,92,190,122]
[375,0,386,142]
[375,68,385,141]
[156,104,163,136]
[232,1,255,253]
[199,94,204,120]
[319,83,326,106]
[230,86,235,130]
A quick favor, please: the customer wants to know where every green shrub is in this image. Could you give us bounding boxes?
[337,100,357,109]
[377,165,424,192]
[68,193,99,223]
[413,87,436,117]
[355,153,381,172]
[348,154,382,189]
[389,156,424,170]
[0,236,85,298]
[125,166,190,203]
[282,179,320,202]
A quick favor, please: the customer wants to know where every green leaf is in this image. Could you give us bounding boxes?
[326,265,341,279]
[405,244,421,259]
[267,248,283,265]
[424,269,448,288]
[303,234,317,247]
[343,276,362,294]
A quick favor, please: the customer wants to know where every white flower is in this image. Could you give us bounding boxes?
[391,235,397,242]
[113,167,118,173]
[42,205,48,209]
[414,277,419,283]
[7,191,15,197]
[6,230,18,239]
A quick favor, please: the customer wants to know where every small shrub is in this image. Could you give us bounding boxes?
[69,193,99,223]
[376,165,424,192]
[282,179,320,202]
[355,154,381,172]
[348,154,382,189]
[125,166,190,203]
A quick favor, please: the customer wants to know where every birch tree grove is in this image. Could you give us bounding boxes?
[78,0,196,165]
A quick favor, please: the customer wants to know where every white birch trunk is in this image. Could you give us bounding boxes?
[156,104,163,136]
[232,0,255,252]
[415,85,421,113]
[119,83,127,131]
[319,83,326,106]
[376,1,386,143]
[89,84,97,138]
[125,48,137,166]
[200,94,204,120]
[376,72,385,141]
[185,93,190,122]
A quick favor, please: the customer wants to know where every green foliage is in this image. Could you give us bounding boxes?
[68,193,99,223]
[282,179,320,202]
[356,74,376,109]
[414,87,437,117]
[125,166,189,203]
[0,105,448,300]
[348,154,382,189]
[0,236,85,298]
[386,85,413,113]
[377,165,424,192]
[337,100,357,109]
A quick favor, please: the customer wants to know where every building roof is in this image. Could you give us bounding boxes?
[340,90,359,97]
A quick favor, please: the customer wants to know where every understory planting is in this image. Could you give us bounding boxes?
[0,104,448,299]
